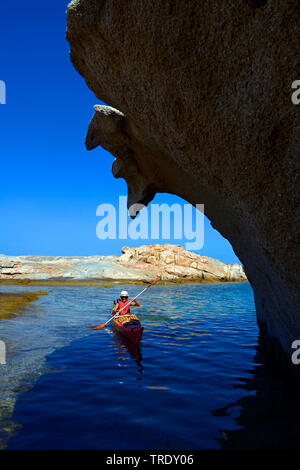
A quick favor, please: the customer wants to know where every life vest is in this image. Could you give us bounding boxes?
[116,298,131,315]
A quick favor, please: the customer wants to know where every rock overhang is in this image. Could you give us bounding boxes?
[66,0,300,380]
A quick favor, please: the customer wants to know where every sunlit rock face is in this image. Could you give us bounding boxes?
[66,1,300,377]
[0,247,246,283]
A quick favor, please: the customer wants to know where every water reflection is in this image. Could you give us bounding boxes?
[2,283,275,449]
[111,330,143,375]
[212,335,300,450]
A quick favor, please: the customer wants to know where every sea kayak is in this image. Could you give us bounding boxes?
[111,313,143,343]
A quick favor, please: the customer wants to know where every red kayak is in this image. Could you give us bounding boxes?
[111,314,144,343]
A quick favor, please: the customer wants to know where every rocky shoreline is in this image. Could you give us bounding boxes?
[0,244,246,285]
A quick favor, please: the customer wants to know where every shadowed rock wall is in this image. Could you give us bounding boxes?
[66,1,300,378]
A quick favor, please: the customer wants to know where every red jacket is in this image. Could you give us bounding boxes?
[117,298,131,315]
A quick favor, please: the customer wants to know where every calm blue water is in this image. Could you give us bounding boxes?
[0,282,260,449]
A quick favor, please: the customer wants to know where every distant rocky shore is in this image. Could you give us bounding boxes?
[0,244,246,284]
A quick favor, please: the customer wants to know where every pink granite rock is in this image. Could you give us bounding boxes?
[0,245,246,283]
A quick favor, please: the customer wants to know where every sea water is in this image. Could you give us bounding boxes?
[0,283,298,449]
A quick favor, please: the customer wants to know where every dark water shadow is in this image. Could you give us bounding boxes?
[6,330,146,450]
[212,334,300,450]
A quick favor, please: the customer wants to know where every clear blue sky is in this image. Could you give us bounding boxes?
[0,0,239,264]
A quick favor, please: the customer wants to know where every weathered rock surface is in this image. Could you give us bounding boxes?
[66,0,300,378]
[0,245,246,283]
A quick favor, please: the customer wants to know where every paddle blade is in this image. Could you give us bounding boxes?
[90,323,106,330]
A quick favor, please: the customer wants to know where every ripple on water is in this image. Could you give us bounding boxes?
[0,282,262,449]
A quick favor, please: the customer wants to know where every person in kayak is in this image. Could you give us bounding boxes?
[112,290,140,316]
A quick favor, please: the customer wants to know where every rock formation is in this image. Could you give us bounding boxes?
[66,1,300,378]
[0,245,246,283]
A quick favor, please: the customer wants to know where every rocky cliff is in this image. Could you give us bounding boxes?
[66,1,300,379]
[0,245,246,283]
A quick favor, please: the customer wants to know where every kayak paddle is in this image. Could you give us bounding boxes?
[90,276,160,330]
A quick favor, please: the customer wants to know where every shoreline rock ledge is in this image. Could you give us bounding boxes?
[0,244,246,283]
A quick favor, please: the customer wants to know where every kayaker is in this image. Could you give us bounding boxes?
[112,290,140,316]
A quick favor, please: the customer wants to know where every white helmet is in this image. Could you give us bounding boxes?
[120,290,129,297]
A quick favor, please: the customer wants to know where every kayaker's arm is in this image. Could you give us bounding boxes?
[112,302,120,313]
[130,298,140,307]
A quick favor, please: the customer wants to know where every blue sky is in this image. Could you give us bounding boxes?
[0,1,239,264]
